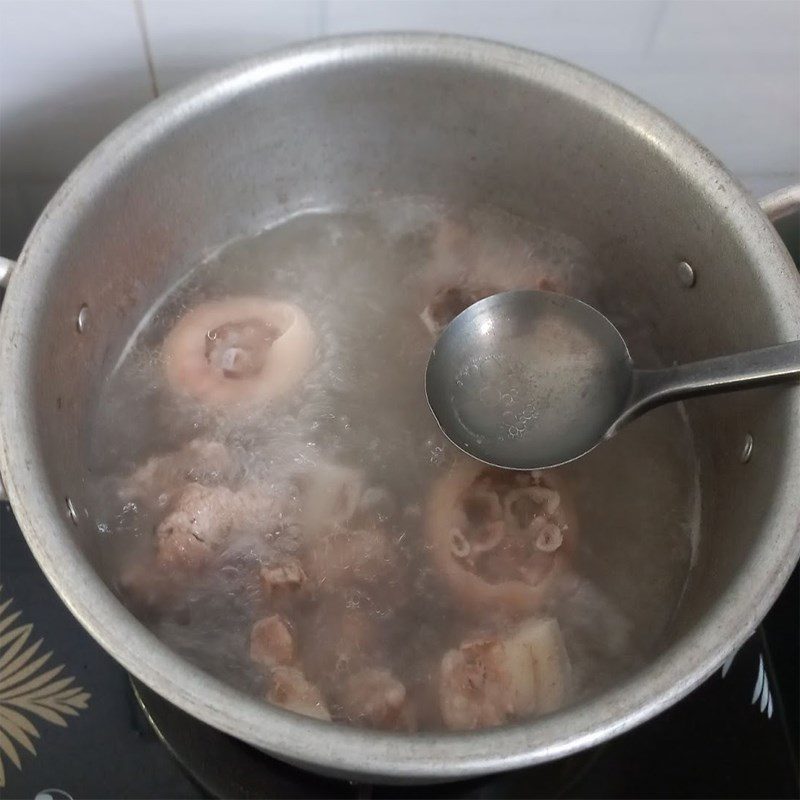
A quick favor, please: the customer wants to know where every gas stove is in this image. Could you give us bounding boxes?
[1,503,797,799]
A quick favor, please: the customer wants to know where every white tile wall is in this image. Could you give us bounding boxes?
[1,0,798,256]
[142,0,321,92]
[0,0,153,177]
[324,0,660,56]
[652,0,800,56]
[642,0,800,185]
[0,0,154,254]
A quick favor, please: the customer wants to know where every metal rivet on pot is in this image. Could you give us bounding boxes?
[676,261,696,288]
[76,304,89,333]
[740,433,754,463]
[65,496,79,524]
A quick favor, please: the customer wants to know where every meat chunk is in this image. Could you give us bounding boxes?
[425,459,578,614]
[419,217,573,338]
[305,528,395,588]
[338,668,413,730]
[155,482,278,570]
[120,439,235,505]
[302,604,376,679]
[259,558,308,600]
[250,615,294,668]
[439,617,571,731]
[231,483,283,535]
[156,484,237,569]
[268,666,330,721]
[294,463,399,558]
[420,285,497,337]
[162,296,316,409]
[439,639,514,730]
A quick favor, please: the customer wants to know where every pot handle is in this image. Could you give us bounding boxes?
[0,256,14,290]
[0,256,16,501]
[759,184,800,223]
[759,184,800,275]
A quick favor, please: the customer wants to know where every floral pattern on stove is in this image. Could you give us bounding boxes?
[0,588,90,787]
[719,645,774,720]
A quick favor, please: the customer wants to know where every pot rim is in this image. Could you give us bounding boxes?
[1,33,799,780]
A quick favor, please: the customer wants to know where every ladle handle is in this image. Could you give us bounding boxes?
[611,341,800,434]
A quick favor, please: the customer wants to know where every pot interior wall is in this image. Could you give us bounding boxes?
[24,45,799,678]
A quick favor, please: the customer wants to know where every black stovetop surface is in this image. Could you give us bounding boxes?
[1,503,797,800]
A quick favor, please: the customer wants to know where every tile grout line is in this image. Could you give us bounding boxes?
[133,0,160,98]
[642,0,670,58]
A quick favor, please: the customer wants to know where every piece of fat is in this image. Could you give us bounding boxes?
[300,462,363,536]
[268,666,331,721]
[504,616,571,715]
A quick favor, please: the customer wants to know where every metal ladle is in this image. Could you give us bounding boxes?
[425,290,800,470]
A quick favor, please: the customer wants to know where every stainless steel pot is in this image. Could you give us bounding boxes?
[1,35,799,782]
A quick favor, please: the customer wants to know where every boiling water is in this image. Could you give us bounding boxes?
[87,199,699,731]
